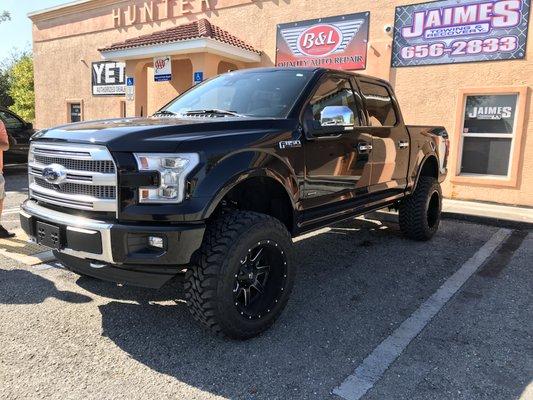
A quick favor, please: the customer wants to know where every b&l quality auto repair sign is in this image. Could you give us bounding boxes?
[392,0,530,67]
[276,13,370,70]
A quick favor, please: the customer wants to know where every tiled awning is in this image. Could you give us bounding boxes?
[99,19,261,62]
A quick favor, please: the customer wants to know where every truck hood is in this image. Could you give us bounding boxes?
[32,117,296,152]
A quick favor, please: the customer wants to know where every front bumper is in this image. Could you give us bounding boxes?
[20,200,205,287]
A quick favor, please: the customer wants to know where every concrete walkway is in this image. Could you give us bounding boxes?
[442,199,533,226]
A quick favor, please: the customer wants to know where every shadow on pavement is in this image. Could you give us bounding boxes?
[86,219,493,399]
[0,268,92,305]
[75,274,183,303]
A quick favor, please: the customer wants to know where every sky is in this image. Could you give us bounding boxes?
[0,0,72,60]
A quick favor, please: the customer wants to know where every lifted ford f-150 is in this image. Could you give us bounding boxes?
[20,68,448,339]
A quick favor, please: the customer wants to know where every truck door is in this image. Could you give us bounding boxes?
[302,74,372,213]
[356,79,410,196]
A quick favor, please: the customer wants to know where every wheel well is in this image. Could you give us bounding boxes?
[214,176,294,233]
[420,156,439,179]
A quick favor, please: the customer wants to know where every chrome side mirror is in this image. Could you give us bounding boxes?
[320,106,354,127]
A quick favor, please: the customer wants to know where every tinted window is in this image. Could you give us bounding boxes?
[460,94,517,177]
[461,137,511,176]
[463,94,516,134]
[0,110,24,129]
[310,77,359,126]
[359,81,397,126]
[164,70,313,118]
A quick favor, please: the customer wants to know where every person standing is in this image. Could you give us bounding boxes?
[0,119,15,238]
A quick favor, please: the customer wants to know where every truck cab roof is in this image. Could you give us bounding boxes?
[227,67,392,86]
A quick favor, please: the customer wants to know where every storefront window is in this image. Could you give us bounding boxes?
[459,94,518,177]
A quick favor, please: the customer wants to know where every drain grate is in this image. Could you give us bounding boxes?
[0,229,55,265]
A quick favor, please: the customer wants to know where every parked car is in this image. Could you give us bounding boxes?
[0,107,34,164]
[20,68,448,339]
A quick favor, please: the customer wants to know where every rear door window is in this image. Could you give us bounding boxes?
[358,81,397,127]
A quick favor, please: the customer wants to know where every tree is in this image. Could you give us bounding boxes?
[0,11,10,23]
[0,69,14,107]
[8,55,34,121]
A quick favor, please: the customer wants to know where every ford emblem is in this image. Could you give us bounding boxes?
[42,164,67,184]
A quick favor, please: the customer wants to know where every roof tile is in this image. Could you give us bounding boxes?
[99,19,260,54]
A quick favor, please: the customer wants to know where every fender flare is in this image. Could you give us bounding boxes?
[411,153,439,193]
[196,151,299,220]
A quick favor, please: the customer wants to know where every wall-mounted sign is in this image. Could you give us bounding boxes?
[92,61,126,96]
[126,76,135,101]
[276,12,370,70]
[154,56,172,82]
[193,71,204,85]
[392,0,530,67]
[112,0,215,28]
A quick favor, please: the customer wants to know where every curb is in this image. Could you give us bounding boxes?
[366,210,533,230]
[441,211,533,230]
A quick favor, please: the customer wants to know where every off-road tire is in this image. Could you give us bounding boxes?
[399,177,442,241]
[184,210,295,340]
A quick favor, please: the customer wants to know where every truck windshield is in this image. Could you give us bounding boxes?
[160,70,313,118]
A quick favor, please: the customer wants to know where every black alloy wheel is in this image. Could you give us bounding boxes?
[185,210,295,339]
[233,240,287,320]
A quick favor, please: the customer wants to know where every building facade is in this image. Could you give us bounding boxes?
[29,0,533,206]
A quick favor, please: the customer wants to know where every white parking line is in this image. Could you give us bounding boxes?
[1,208,20,216]
[333,228,512,400]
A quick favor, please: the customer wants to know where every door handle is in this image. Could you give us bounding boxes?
[357,142,373,153]
[398,140,409,149]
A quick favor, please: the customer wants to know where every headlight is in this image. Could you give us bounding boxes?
[28,143,35,164]
[134,153,199,203]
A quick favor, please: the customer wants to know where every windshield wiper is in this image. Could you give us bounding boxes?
[152,110,177,117]
[184,109,247,117]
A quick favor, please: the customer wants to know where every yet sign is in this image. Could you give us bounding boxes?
[92,61,126,96]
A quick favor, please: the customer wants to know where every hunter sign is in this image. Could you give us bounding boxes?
[276,12,370,70]
[92,61,126,96]
[392,0,531,67]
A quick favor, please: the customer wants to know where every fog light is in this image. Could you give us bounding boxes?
[148,236,164,249]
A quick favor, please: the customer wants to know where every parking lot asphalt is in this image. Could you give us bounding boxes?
[0,169,531,400]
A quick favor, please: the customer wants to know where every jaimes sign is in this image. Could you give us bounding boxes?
[392,0,531,67]
[276,12,370,70]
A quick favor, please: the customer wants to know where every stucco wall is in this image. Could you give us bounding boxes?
[30,0,533,206]
[146,59,193,115]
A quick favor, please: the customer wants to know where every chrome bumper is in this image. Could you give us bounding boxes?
[20,200,114,263]
[20,199,206,268]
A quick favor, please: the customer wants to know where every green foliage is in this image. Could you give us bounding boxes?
[0,69,13,107]
[7,54,34,121]
[0,10,10,23]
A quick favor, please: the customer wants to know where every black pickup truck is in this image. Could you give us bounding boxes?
[20,68,448,339]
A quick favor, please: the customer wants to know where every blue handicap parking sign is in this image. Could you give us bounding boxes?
[193,71,203,84]
[126,77,134,86]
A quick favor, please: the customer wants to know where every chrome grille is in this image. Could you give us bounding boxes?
[28,142,118,213]
[34,155,115,174]
[34,177,116,199]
